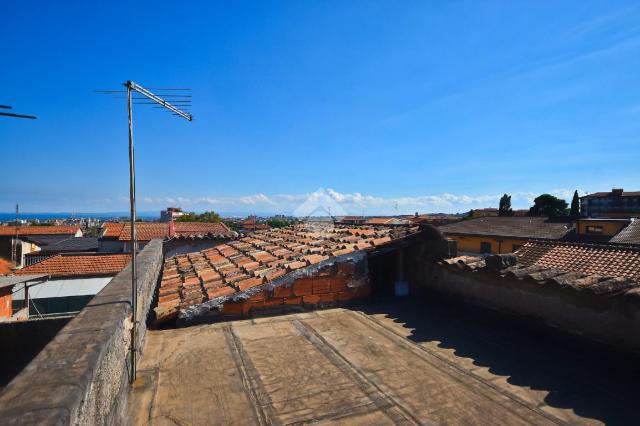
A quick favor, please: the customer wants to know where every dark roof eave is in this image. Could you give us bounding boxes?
[442,231,565,240]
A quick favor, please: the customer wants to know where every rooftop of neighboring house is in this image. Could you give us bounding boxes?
[0,225,81,236]
[580,188,640,199]
[23,236,99,253]
[407,214,464,224]
[365,217,411,226]
[438,216,574,240]
[444,239,640,295]
[13,253,131,278]
[100,221,236,241]
[339,215,365,221]
[154,223,420,322]
[517,240,640,283]
[609,219,640,245]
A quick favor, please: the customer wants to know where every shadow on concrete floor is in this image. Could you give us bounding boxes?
[355,293,640,426]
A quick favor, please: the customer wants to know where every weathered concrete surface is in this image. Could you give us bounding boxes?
[0,239,163,425]
[422,264,640,352]
[127,297,640,425]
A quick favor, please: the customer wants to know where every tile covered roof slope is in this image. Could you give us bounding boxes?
[439,216,573,240]
[14,253,131,277]
[101,221,236,241]
[516,240,640,283]
[610,219,640,245]
[443,240,640,295]
[155,223,420,322]
[34,237,99,253]
[0,225,81,236]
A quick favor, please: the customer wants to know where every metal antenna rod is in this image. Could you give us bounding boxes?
[122,80,192,385]
[126,83,137,384]
[0,104,37,119]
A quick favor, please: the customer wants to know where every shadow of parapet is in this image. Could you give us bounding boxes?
[354,294,640,426]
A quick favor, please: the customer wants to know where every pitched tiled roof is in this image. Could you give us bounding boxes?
[35,237,99,253]
[14,253,131,277]
[366,217,410,226]
[610,220,640,245]
[154,224,420,321]
[516,240,640,282]
[20,235,72,246]
[0,226,81,236]
[442,241,640,295]
[101,222,125,238]
[101,222,235,241]
[439,216,573,240]
[118,223,168,241]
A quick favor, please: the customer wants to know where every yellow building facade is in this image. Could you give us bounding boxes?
[576,218,629,237]
[448,235,528,254]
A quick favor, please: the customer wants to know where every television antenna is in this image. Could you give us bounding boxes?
[96,81,192,384]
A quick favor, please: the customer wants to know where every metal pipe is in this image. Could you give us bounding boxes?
[127,82,138,384]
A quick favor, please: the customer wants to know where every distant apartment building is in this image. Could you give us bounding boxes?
[580,188,640,218]
[239,216,270,232]
[338,216,366,225]
[160,207,185,222]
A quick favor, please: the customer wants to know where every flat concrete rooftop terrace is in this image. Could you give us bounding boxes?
[127,297,640,425]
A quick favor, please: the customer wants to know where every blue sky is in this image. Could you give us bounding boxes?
[1,1,639,215]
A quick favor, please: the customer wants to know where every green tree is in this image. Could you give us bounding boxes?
[498,194,513,216]
[175,212,198,222]
[528,194,569,217]
[198,211,221,222]
[570,190,580,217]
[267,219,291,228]
[176,210,221,222]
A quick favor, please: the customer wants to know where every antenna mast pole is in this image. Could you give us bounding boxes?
[119,81,192,384]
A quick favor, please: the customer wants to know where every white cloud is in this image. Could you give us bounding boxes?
[134,188,582,215]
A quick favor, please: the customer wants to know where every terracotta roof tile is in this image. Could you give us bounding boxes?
[516,240,640,282]
[0,225,81,236]
[101,221,235,241]
[14,253,130,277]
[609,220,640,245]
[153,223,421,322]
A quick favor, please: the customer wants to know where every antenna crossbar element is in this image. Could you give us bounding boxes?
[0,112,37,119]
[124,81,192,121]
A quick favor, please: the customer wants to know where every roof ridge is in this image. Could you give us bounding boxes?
[526,239,640,252]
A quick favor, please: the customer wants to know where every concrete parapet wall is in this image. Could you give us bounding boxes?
[425,264,640,352]
[0,239,163,425]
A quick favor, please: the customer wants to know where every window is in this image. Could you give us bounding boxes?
[512,244,522,252]
[480,242,492,253]
[586,225,603,234]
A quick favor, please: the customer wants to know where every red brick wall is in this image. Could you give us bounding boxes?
[221,260,370,318]
[0,287,12,319]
